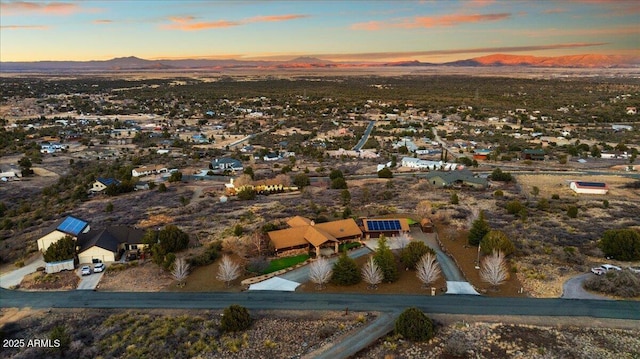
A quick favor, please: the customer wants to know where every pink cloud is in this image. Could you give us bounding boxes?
[543,8,568,14]
[0,1,88,15]
[352,12,511,30]
[93,19,113,24]
[0,24,49,30]
[162,13,308,31]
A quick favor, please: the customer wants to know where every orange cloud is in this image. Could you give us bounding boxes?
[246,14,309,23]
[162,20,240,31]
[162,13,308,31]
[0,24,49,30]
[0,1,85,15]
[544,8,568,14]
[352,12,511,30]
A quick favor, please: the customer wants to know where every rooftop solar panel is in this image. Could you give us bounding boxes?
[576,181,606,188]
[366,219,403,232]
[57,216,88,236]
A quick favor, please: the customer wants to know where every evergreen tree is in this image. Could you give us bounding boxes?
[43,235,76,262]
[480,230,515,256]
[468,210,490,246]
[331,251,361,285]
[400,241,435,270]
[374,236,399,283]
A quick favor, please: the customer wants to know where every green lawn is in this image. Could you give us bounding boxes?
[263,254,309,274]
[406,218,418,225]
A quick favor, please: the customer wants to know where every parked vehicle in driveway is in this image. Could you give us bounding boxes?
[93,263,105,273]
[628,266,640,274]
[591,264,622,275]
[81,266,91,276]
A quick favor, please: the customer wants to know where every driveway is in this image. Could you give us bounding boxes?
[0,255,45,289]
[77,266,106,290]
[278,247,372,284]
[562,273,612,300]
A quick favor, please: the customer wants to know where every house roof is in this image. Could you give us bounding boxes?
[55,216,90,236]
[77,226,145,254]
[133,165,167,173]
[268,217,362,251]
[424,170,488,187]
[572,181,608,189]
[96,177,120,186]
[362,218,410,232]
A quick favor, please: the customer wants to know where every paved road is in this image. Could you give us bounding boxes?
[562,273,612,300]
[77,267,106,290]
[0,255,44,288]
[1,289,638,320]
[310,311,400,359]
[431,127,461,159]
[352,121,375,151]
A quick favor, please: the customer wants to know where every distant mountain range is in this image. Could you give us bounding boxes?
[2,54,638,72]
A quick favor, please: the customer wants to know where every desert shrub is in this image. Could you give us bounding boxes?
[598,229,640,261]
[450,192,459,205]
[49,325,71,355]
[394,307,434,342]
[188,241,222,267]
[331,251,361,285]
[378,168,393,178]
[506,200,525,215]
[603,199,609,208]
[158,183,167,192]
[400,241,435,270]
[490,167,512,182]
[551,194,560,200]
[237,188,257,200]
[537,198,550,211]
[494,190,504,197]
[330,177,348,189]
[247,256,269,273]
[220,305,252,333]
[444,330,473,357]
[567,206,578,218]
[584,270,640,297]
[480,230,515,256]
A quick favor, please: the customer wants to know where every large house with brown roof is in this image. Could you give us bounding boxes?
[267,216,362,257]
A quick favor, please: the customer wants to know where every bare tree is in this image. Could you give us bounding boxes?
[395,232,411,250]
[217,255,241,287]
[250,231,264,256]
[309,256,332,290]
[171,258,190,287]
[466,206,481,229]
[480,251,509,289]
[415,200,432,219]
[361,256,383,290]
[416,253,441,287]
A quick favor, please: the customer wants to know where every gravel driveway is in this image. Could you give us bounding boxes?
[561,273,612,300]
[0,255,45,288]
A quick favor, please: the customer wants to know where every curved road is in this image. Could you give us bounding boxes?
[562,273,612,300]
[1,289,638,320]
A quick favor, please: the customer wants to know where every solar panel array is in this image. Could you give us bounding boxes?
[576,181,606,188]
[367,220,402,231]
[57,217,88,236]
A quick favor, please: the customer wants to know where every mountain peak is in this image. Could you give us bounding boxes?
[287,56,331,64]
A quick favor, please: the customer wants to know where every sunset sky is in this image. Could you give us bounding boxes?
[1,0,638,62]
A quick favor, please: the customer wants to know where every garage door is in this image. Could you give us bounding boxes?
[78,253,113,264]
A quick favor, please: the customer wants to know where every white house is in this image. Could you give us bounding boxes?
[132,165,168,177]
[570,181,609,195]
[401,157,463,171]
[89,178,120,193]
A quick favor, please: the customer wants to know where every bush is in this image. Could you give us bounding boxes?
[551,194,560,200]
[506,200,525,215]
[490,167,512,182]
[158,183,167,192]
[567,206,578,218]
[584,270,640,297]
[220,305,252,333]
[237,188,257,200]
[43,235,76,262]
[188,241,222,267]
[168,171,183,183]
[395,307,434,342]
[493,190,504,197]
[330,177,348,189]
[400,241,435,270]
[49,325,71,355]
[378,168,393,178]
[480,230,515,256]
[450,192,459,205]
[331,251,361,285]
[598,229,640,261]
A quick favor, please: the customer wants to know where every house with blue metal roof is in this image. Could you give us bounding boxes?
[37,216,91,252]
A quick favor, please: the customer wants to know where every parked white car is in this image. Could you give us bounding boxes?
[628,266,640,274]
[81,266,91,276]
[591,264,622,275]
[93,263,105,273]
